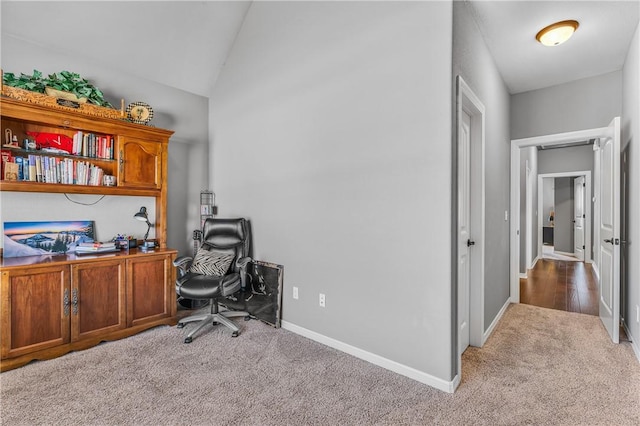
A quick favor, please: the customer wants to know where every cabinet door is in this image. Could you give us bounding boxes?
[118,138,162,189]
[1,266,70,359]
[70,260,126,341]
[126,254,173,327]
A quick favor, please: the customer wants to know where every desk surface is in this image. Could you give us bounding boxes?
[1,247,177,269]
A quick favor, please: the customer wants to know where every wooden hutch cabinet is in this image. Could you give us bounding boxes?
[0,97,177,371]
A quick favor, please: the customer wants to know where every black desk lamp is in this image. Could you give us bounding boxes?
[134,207,154,248]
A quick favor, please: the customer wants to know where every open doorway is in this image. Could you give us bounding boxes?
[537,171,592,263]
[522,170,597,315]
[510,118,621,343]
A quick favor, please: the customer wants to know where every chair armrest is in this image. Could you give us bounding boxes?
[173,256,193,277]
[236,256,252,291]
[235,256,252,270]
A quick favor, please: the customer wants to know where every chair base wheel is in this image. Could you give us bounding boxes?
[231,331,239,337]
[212,321,218,325]
[184,337,192,344]
[176,323,185,329]
[244,316,251,321]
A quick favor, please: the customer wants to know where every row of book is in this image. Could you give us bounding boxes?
[1,151,107,186]
[73,132,115,160]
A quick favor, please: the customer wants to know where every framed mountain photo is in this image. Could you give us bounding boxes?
[3,220,95,258]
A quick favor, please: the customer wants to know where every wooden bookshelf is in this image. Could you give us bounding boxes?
[0,96,177,371]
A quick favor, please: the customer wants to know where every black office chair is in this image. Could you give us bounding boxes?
[174,218,252,343]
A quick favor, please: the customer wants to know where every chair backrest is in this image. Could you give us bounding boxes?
[201,218,251,273]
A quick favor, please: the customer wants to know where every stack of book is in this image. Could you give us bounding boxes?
[75,241,118,255]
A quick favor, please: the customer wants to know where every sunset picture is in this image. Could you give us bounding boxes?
[3,220,95,258]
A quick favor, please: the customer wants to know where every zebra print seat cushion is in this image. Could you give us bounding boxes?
[190,248,235,276]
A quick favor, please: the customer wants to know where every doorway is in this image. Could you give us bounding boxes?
[510,118,621,343]
[537,172,592,263]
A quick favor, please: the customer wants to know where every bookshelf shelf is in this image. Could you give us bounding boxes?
[1,96,174,247]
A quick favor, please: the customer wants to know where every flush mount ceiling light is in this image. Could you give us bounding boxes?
[536,20,579,46]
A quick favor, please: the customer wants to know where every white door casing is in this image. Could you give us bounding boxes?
[574,176,585,261]
[596,117,621,344]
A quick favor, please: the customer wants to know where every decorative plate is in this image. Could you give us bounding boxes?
[126,101,154,125]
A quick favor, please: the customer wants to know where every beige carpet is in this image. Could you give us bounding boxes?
[1,304,638,425]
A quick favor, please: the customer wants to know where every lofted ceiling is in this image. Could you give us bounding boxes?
[0,1,251,98]
[1,1,638,97]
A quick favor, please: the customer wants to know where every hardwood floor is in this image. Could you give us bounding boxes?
[520,258,599,316]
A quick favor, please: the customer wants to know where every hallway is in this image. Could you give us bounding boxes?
[520,259,599,316]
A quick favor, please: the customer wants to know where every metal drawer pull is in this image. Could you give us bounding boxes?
[63,289,70,317]
[72,288,79,315]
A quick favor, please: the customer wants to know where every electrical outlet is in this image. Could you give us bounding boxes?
[319,293,326,307]
[293,286,299,300]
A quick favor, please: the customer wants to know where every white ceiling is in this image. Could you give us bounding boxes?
[1,1,639,97]
[468,0,639,93]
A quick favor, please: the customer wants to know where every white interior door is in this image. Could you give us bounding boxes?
[458,109,471,356]
[597,117,620,343]
[574,176,585,261]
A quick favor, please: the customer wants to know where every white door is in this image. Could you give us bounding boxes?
[597,117,620,343]
[573,176,585,261]
[458,110,471,356]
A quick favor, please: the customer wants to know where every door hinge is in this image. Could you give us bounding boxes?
[583,214,586,218]
[583,183,586,187]
[583,245,585,249]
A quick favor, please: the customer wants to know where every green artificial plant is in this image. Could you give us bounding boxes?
[3,69,114,108]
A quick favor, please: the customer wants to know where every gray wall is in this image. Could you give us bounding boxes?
[554,177,574,253]
[537,145,595,175]
[453,1,511,331]
[0,35,209,256]
[511,71,622,140]
[210,1,455,382]
[621,22,639,354]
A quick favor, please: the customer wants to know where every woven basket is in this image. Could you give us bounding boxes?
[1,85,124,120]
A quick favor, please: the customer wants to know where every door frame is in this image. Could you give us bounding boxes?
[537,171,592,263]
[455,76,485,374]
[510,126,607,303]
[525,163,533,272]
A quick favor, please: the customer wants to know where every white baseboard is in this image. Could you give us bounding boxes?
[622,321,640,363]
[531,256,540,269]
[281,320,457,393]
[483,299,511,345]
[519,273,527,279]
[592,262,600,280]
